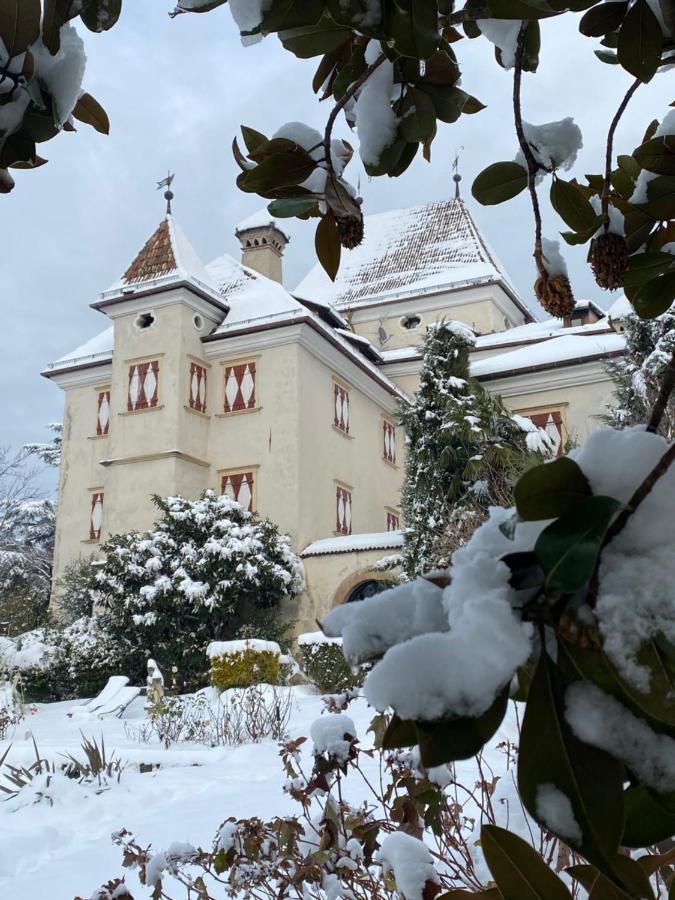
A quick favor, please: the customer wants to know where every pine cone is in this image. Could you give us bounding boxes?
[587,232,628,291]
[335,212,364,250]
[534,271,575,319]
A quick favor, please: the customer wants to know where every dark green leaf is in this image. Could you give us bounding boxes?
[514,457,592,521]
[389,140,419,177]
[579,2,628,36]
[624,207,655,253]
[267,197,318,218]
[416,689,508,766]
[501,552,545,590]
[315,211,341,281]
[595,48,620,64]
[0,130,36,167]
[381,714,418,750]
[623,250,674,293]
[561,216,604,246]
[623,786,675,848]
[617,0,663,82]
[550,177,599,232]
[42,0,71,53]
[638,174,675,220]
[633,271,675,318]
[279,16,352,59]
[472,162,528,206]
[389,0,440,59]
[242,152,317,193]
[481,824,573,900]
[535,495,621,593]
[399,88,437,143]
[262,0,325,33]
[634,136,675,175]
[0,0,40,56]
[71,92,109,134]
[79,0,122,33]
[518,654,624,873]
[240,126,268,156]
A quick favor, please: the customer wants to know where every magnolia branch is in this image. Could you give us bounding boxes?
[602,78,640,228]
[647,349,675,434]
[513,24,545,277]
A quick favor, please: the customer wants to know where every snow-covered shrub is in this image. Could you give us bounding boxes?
[400,321,551,576]
[208,639,281,690]
[297,632,359,694]
[93,492,305,690]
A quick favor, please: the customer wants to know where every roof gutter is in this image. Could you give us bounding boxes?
[474,348,624,382]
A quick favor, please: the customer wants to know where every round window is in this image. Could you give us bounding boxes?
[400,314,421,330]
[193,314,204,331]
[135,312,155,330]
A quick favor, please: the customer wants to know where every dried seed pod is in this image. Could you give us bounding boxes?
[588,232,629,291]
[335,213,364,250]
[0,168,15,194]
[534,271,575,319]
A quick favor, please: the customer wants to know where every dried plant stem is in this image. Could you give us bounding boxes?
[602,78,640,229]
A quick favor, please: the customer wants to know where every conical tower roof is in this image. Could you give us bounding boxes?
[99,215,221,302]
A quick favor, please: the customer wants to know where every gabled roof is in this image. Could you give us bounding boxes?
[96,215,223,306]
[294,198,526,313]
[42,325,114,376]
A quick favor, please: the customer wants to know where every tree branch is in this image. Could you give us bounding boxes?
[602,78,640,229]
[323,50,386,185]
[647,349,675,434]
[513,24,545,277]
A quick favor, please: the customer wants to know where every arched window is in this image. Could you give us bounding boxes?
[346,579,396,603]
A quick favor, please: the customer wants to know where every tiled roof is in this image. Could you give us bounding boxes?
[301,530,404,557]
[122,218,176,284]
[294,198,519,309]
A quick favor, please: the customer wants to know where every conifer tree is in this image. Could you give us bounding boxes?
[400,322,550,577]
[602,311,675,440]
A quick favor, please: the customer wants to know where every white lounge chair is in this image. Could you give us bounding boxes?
[96,685,142,719]
[68,675,129,718]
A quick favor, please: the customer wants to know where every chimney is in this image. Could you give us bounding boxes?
[235,212,289,284]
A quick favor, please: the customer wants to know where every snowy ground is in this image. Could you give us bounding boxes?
[0,687,520,899]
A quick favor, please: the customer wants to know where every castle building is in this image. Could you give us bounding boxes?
[43,197,625,630]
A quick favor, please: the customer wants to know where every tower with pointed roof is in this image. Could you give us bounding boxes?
[43,196,624,629]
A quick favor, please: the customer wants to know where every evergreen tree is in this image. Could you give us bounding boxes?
[92,491,305,689]
[602,311,675,440]
[400,322,550,577]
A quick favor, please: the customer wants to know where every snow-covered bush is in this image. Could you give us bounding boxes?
[208,639,281,690]
[400,321,551,576]
[297,632,360,694]
[93,492,305,691]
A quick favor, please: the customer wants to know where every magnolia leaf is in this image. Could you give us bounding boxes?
[535,495,622,593]
[502,551,545,590]
[518,654,624,874]
[315,211,341,281]
[242,152,317,193]
[617,0,663,82]
[72,93,110,134]
[633,271,675,318]
[279,16,352,59]
[561,217,604,246]
[481,824,573,900]
[389,141,420,177]
[623,250,674,293]
[240,126,269,156]
[634,136,675,175]
[267,197,318,218]
[381,714,418,750]
[472,162,528,206]
[399,88,437,143]
[0,0,40,57]
[550,177,599,232]
[262,0,326,33]
[79,0,122,33]
[579,1,628,36]
[638,174,675,220]
[389,0,440,59]
[416,689,508,767]
[514,456,592,521]
[42,0,71,53]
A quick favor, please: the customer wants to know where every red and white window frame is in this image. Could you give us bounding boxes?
[386,508,400,532]
[219,467,257,513]
[516,405,567,457]
[127,358,160,412]
[333,379,350,435]
[89,490,104,541]
[382,417,396,464]
[95,386,111,436]
[188,358,208,414]
[222,358,258,414]
[335,482,353,536]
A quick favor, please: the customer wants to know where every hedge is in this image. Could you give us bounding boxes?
[207,639,282,691]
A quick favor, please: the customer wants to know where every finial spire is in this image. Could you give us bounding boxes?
[156,171,175,215]
[452,147,463,200]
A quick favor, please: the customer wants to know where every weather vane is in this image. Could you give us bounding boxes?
[157,171,175,215]
[452,148,463,199]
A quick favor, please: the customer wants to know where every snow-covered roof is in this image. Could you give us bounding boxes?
[43,326,114,374]
[294,198,522,310]
[302,530,404,557]
[98,215,223,304]
[471,332,625,379]
[235,208,290,242]
[606,294,633,320]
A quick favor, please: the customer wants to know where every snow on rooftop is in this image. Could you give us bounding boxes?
[235,208,290,241]
[471,332,625,379]
[45,326,114,372]
[294,199,517,309]
[606,294,633,320]
[302,530,404,557]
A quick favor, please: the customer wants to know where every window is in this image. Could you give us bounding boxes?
[188,361,207,413]
[128,360,159,411]
[383,419,396,463]
[386,510,400,532]
[401,314,421,330]
[96,389,110,436]
[224,361,256,413]
[525,409,565,456]
[89,491,104,540]
[336,485,352,535]
[221,470,255,512]
[334,382,350,433]
[135,312,155,330]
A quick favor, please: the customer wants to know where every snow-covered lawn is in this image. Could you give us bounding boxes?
[1,687,520,899]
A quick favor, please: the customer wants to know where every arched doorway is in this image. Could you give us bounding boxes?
[345,579,397,603]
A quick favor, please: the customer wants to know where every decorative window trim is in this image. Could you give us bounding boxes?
[89,490,104,541]
[382,417,396,465]
[124,352,166,365]
[514,404,568,457]
[223,359,258,414]
[94,385,111,437]
[188,360,208,414]
[333,379,350,435]
[127,359,160,412]
[386,508,401,532]
[218,465,258,513]
[335,481,353,536]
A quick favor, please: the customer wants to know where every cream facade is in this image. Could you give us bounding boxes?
[44,199,624,626]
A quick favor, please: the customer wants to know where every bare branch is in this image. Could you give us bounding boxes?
[647,349,675,434]
[602,78,640,229]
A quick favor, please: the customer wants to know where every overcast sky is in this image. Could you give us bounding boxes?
[1,4,672,480]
